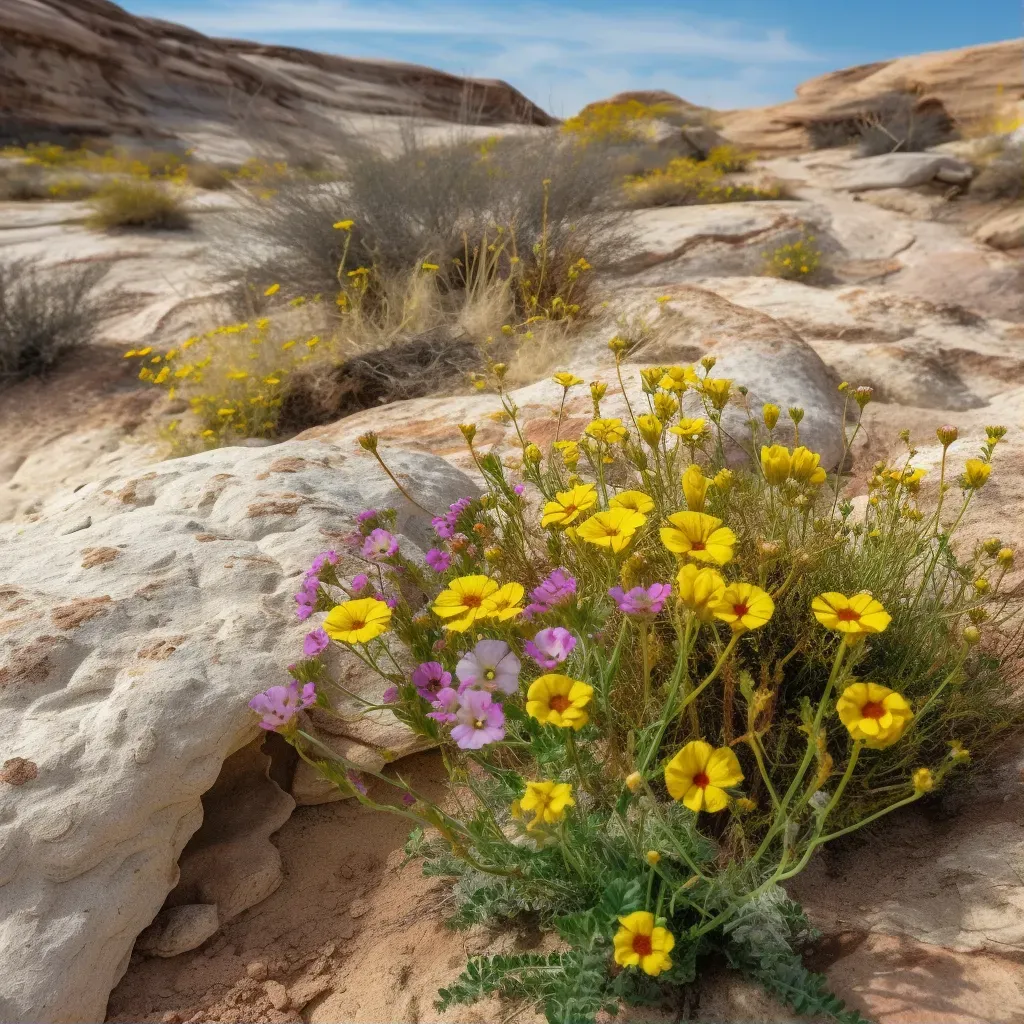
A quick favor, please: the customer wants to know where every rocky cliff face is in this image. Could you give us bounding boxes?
[0,0,554,159]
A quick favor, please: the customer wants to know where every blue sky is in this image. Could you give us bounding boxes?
[122,0,1022,117]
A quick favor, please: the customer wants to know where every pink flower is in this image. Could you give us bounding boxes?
[456,639,521,694]
[351,573,370,593]
[450,689,505,749]
[347,770,368,795]
[524,627,577,669]
[381,685,400,704]
[362,529,398,561]
[609,583,672,616]
[427,686,460,723]
[356,508,378,525]
[401,792,416,806]
[514,484,526,496]
[432,516,455,540]
[425,548,451,572]
[523,568,577,618]
[412,661,452,700]
[303,628,329,657]
[249,680,315,731]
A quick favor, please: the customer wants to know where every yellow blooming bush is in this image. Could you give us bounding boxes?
[764,235,822,280]
[625,155,780,208]
[253,354,1021,1023]
[561,100,674,145]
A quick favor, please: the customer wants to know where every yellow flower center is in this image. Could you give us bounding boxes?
[549,695,571,713]
[632,934,652,956]
[861,701,885,720]
[484,669,496,680]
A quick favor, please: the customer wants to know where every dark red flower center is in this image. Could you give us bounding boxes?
[690,541,706,551]
[549,695,571,713]
[837,608,861,622]
[861,701,885,719]
[693,771,710,789]
[563,504,577,515]
[732,603,750,618]
[462,594,482,608]
[632,934,653,957]
[349,619,366,631]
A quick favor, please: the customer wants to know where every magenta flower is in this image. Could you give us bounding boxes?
[303,628,329,657]
[401,792,416,806]
[249,680,316,731]
[351,573,370,593]
[514,484,526,496]
[381,685,400,704]
[450,689,505,749]
[346,770,368,795]
[412,661,453,700]
[524,568,577,618]
[356,508,378,525]
[609,583,672,616]
[524,627,577,669]
[432,516,455,540]
[427,685,460,723]
[425,548,451,573]
[362,528,398,561]
[456,640,521,695]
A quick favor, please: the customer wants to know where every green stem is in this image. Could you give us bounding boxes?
[675,632,739,719]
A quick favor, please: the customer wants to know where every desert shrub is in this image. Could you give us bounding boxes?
[806,120,861,150]
[88,180,191,230]
[185,161,232,190]
[970,142,1024,202]
[763,236,822,281]
[0,165,52,200]
[254,361,1020,1023]
[562,100,673,145]
[705,144,754,173]
[625,157,780,208]
[0,257,111,384]
[856,93,955,156]
[213,130,627,327]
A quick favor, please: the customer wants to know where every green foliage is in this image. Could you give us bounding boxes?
[763,235,822,280]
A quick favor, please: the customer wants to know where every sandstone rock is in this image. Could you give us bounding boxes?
[263,980,290,1012]
[135,904,220,958]
[836,153,973,192]
[0,443,477,1024]
[975,207,1024,250]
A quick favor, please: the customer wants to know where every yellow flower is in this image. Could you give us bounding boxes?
[432,575,499,631]
[541,484,597,527]
[912,768,935,793]
[963,459,991,489]
[610,490,655,514]
[790,446,827,485]
[890,466,927,492]
[676,564,726,622]
[702,378,733,410]
[323,597,392,644]
[586,417,628,445]
[553,440,580,470]
[645,850,661,866]
[668,417,707,443]
[659,365,698,393]
[653,392,678,421]
[487,582,524,621]
[681,464,711,512]
[762,403,780,430]
[836,682,913,749]
[576,508,646,553]
[264,283,280,296]
[613,911,674,976]
[226,370,249,380]
[713,468,733,492]
[812,592,891,637]
[624,771,643,793]
[660,511,736,565]
[712,582,775,632]
[520,780,575,828]
[523,443,542,465]
[761,444,792,486]
[636,414,663,447]
[552,371,585,389]
[333,219,354,230]
[526,674,593,730]
[420,262,439,271]
[664,740,744,813]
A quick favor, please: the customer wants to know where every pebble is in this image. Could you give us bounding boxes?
[263,980,290,1012]
[245,961,268,981]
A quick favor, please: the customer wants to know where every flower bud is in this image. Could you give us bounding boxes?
[357,431,379,453]
[936,424,959,447]
[912,768,935,793]
[492,362,508,380]
[700,354,717,372]
[736,797,757,812]
[590,381,608,402]
[788,405,805,424]
[962,626,981,647]
[962,459,991,490]
[458,422,477,444]
[762,403,780,430]
[608,335,628,355]
[973,577,990,595]
[636,414,663,447]
[713,468,733,492]
[853,387,873,409]
[968,606,988,624]
[523,443,542,465]
[985,425,1007,443]
[948,740,971,763]
[997,547,1015,569]
[625,771,643,793]
[982,537,1003,555]
[703,378,732,410]
[645,850,661,866]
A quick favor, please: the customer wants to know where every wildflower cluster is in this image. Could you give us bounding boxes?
[561,99,674,145]
[625,156,780,208]
[253,358,1020,1023]
[763,235,822,280]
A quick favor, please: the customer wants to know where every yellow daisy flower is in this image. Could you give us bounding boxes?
[664,739,744,813]
[660,511,735,565]
[576,508,646,553]
[323,597,392,644]
[432,575,499,631]
[541,484,597,528]
[702,378,732,410]
[552,371,585,388]
[658,365,698,393]
[668,417,708,443]
[760,444,792,487]
[676,563,726,622]
[609,490,655,514]
[963,459,991,489]
[487,582,524,621]
[712,582,775,632]
[636,414,663,447]
[526,674,593,730]
[836,682,913,749]
[681,464,711,512]
[585,418,628,445]
[520,780,574,829]
[811,592,891,637]
[613,911,675,976]
[790,446,827,485]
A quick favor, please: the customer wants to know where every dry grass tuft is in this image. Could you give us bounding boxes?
[87,180,191,230]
